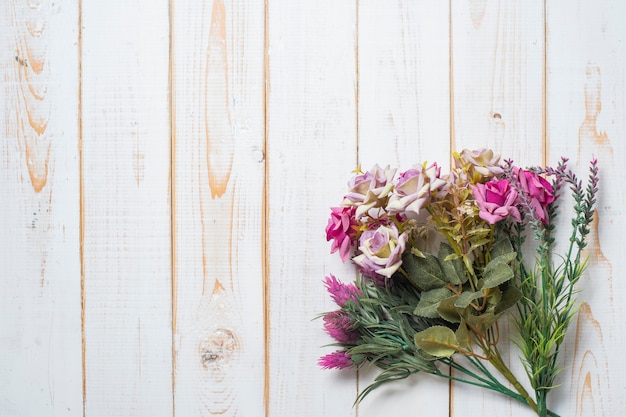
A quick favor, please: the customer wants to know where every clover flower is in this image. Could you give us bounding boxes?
[323,274,361,307]
[318,351,354,370]
[323,310,359,344]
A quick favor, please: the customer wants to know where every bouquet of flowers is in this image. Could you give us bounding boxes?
[319,149,599,417]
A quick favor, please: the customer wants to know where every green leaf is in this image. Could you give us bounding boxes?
[455,319,471,350]
[494,285,523,314]
[485,286,502,306]
[438,243,467,285]
[481,262,514,289]
[414,326,460,358]
[454,290,483,309]
[465,311,502,334]
[490,251,517,266]
[490,238,515,259]
[401,252,447,290]
[437,295,462,323]
[414,288,454,318]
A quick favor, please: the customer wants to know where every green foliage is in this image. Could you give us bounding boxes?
[506,158,599,417]
[414,326,460,357]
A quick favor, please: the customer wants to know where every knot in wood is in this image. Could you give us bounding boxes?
[199,328,238,369]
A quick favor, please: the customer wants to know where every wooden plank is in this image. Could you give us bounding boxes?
[451,0,544,163]
[0,1,82,415]
[171,0,266,415]
[546,1,626,415]
[356,1,451,415]
[265,1,359,415]
[81,1,173,415]
[450,1,545,416]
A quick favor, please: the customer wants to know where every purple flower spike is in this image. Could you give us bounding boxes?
[318,351,354,370]
[323,310,359,344]
[323,274,362,307]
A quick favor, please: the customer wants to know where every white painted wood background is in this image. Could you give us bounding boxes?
[1,0,624,416]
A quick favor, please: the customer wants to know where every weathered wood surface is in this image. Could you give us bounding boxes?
[1,1,624,416]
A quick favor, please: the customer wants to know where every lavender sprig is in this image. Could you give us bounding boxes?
[503,157,599,417]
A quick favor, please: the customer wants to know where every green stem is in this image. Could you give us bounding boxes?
[440,357,560,417]
[537,390,548,417]
[488,346,539,415]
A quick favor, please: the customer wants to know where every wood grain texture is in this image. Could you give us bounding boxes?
[451,0,544,162]
[81,1,173,415]
[265,1,359,415]
[356,1,451,415]
[172,0,266,415]
[1,1,625,416]
[450,1,545,416]
[546,0,626,415]
[0,0,82,415]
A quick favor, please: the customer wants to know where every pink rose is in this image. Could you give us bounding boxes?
[352,224,408,278]
[514,167,555,224]
[326,206,358,262]
[471,179,522,224]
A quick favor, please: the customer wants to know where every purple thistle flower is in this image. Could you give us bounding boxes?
[318,351,354,370]
[324,274,362,307]
[323,310,359,344]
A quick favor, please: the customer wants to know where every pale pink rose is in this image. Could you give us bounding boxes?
[342,165,396,218]
[387,167,430,217]
[352,224,408,278]
[455,149,504,183]
[387,162,448,217]
[471,179,522,224]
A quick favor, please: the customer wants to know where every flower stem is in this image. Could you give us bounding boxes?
[488,346,539,415]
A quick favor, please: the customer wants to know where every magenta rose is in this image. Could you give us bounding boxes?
[352,223,408,278]
[514,167,555,224]
[471,179,522,224]
[326,206,358,262]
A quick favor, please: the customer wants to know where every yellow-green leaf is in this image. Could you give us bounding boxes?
[414,326,460,358]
